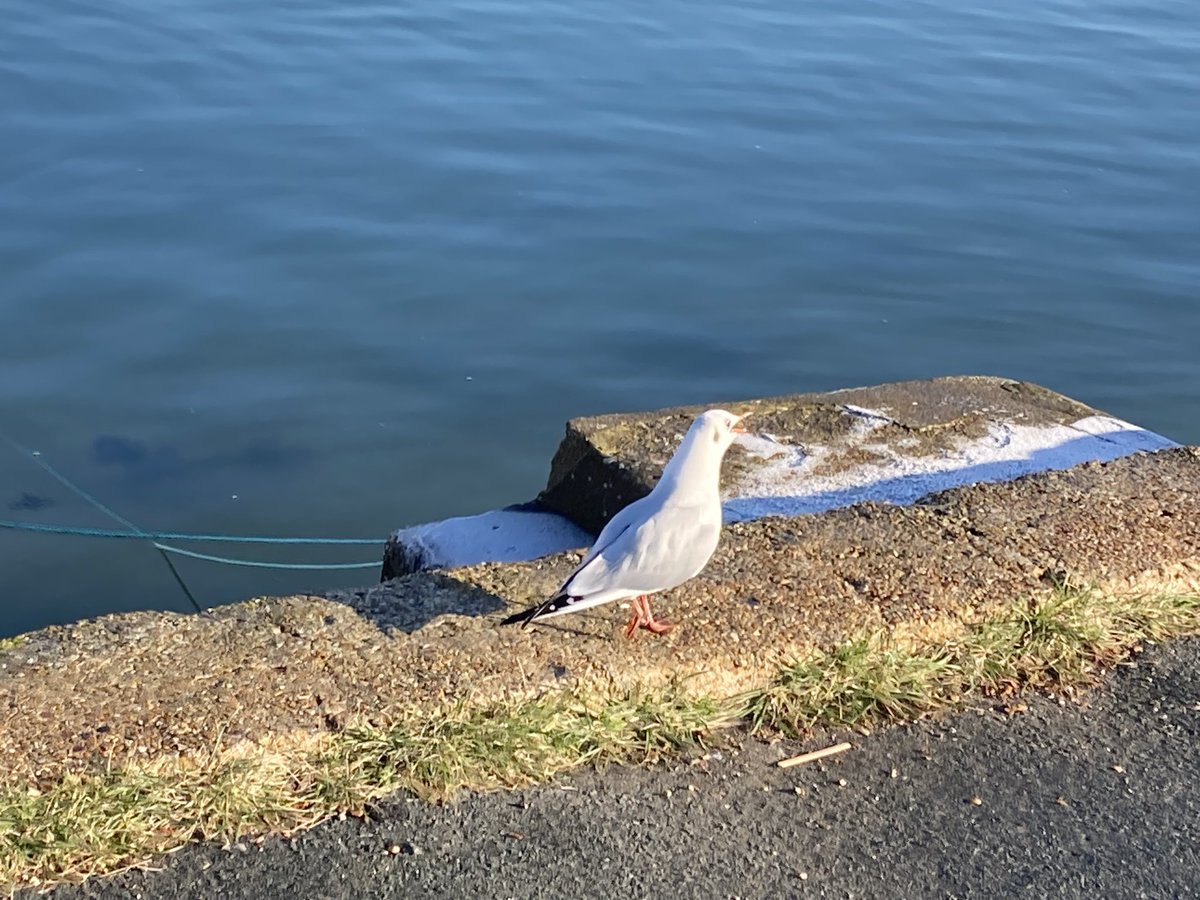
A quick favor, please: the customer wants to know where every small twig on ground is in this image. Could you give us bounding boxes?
[777,741,853,769]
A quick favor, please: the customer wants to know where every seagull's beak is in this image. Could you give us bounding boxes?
[732,413,751,434]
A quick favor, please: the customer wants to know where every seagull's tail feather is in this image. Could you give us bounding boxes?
[500,591,572,629]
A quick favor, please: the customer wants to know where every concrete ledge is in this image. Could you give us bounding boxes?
[2,442,1198,787]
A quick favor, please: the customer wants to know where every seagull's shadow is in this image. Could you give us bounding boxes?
[509,615,603,640]
[322,572,509,634]
[322,571,617,638]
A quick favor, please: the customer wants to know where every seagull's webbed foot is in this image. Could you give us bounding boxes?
[639,595,675,635]
[641,615,675,635]
[622,596,675,639]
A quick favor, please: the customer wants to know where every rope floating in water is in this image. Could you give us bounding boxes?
[151,544,382,570]
[0,518,380,545]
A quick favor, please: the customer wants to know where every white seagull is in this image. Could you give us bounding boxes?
[501,409,750,638]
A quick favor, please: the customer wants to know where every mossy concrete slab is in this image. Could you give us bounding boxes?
[537,375,1174,533]
[380,377,1173,578]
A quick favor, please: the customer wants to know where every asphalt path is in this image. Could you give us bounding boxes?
[53,637,1200,900]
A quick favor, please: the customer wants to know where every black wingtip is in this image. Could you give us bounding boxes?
[499,607,538,628]
[500,593,570,629]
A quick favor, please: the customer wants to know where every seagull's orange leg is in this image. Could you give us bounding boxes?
[623,597,645,640]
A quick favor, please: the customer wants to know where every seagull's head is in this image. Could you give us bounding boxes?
[658,408,754,492]
[694,408,751,453]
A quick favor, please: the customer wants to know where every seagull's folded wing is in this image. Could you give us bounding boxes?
[566,506,719,602]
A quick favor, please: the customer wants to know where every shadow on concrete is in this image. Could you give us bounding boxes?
[322,572,509,634]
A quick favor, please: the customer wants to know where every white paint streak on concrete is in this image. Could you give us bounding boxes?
[390,507,591,572]
[723,415,1177,523]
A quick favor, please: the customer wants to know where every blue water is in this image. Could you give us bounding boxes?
[2,0,1198,637]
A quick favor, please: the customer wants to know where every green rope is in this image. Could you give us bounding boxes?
[0,518,380,545]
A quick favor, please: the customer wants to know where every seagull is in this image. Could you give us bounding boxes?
[501,409,749,638]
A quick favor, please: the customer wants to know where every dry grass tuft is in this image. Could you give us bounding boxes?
[0,635,26,654]
[748,581,1200,733]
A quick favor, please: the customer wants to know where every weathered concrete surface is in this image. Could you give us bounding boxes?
[538,375,1172,533]
[2,446,1198,789]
